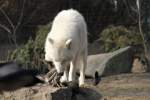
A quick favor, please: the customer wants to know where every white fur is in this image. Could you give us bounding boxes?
[45,9,87,86]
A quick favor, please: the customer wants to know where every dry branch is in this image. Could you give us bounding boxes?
[0,0,26,47]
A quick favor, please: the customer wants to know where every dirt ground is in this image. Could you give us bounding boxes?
[94,73,150,100]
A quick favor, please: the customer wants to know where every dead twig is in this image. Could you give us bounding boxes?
[0,0,26,47]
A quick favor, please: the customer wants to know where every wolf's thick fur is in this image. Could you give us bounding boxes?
[45,9,87,86]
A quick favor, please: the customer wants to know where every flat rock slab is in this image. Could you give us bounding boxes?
[1,73,150,100]
[0,84,101,100]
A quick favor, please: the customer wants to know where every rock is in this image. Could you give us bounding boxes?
[52,87,102,100]
[85,46,133,77]
[131,57,147,73]
[1,73,150,100]
[0,62,44,91]
[0,84,102,100]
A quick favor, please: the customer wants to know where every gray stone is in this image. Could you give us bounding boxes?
[85,46,133,77]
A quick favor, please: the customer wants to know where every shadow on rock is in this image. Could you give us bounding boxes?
[51,87,102,100]
[0,61,44,92]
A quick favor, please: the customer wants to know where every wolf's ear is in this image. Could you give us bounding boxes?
[48,38,53,44]
[65,39,72,49]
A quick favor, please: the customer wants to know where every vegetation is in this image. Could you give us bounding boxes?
[9,23,51,71]
[0,0,149,44]
[100,25,142,52]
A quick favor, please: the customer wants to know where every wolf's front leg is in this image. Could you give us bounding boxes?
[60,68,68,83]
[79,52,87,86]
[79,64,85,86]
[69,60,76,82]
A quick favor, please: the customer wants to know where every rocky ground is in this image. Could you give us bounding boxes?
[96,73,150,100]
[1,73,150,100]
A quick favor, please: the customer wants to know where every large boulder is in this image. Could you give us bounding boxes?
[85,46,134,77]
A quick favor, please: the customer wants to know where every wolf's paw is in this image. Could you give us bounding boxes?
[79,83,89,88]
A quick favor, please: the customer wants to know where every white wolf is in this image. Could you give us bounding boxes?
[45,9,87,86]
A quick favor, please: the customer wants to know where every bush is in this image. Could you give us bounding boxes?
[100,25,142,52]
[9,23,51,72]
